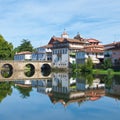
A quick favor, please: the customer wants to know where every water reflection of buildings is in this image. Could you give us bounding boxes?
[1,74,120,105]
[14,73,106,106]
[15,79,52,94]
[49,73,105,107]
[52,73,76,94]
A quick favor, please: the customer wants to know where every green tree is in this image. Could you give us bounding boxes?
[80,57,93,73]
[0,35,14,60]
[102,58,112,70]
[14,39,34,52]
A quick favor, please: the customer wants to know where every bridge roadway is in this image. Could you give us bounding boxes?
[0,60,52,80]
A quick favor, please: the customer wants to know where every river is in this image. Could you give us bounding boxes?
[0,71,120,120]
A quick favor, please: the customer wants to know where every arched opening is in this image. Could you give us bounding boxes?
[24,64,35,77]
[41,64,51,76]
[1,64,13,78]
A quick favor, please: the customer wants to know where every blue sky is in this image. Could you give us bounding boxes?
[0,0,120,48]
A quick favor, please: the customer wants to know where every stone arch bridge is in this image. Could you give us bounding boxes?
[0,60,52,80]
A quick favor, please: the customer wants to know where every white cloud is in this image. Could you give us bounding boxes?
[0,0,120,47]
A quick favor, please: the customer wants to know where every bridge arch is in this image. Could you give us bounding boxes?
[1,63,13,78]
[41,63,51,76]
[24,63,35,77]
[41,63,51,70]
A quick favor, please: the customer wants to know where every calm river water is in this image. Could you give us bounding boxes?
[0,72,120,120]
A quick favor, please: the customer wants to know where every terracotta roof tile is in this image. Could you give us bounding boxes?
[16,51,32,55]
[86,38,100,43]
[104,41,120,50]
[50,36,87,44]
[39,44,53,48]
[85,45,104,48]
[79,48,104,53]
[86,48,103,53]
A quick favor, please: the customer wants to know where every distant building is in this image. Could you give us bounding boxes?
[32,44,52,61]
[76,38,104,64]
[104,41,120,65]
[14,51,32,61]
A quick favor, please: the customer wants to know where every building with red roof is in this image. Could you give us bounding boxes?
[104,41,120,65]
[51,31,89,68]
[32,44,52,61]
[30,30,104,68]
[14,51,32,61]
[76,38,104,64]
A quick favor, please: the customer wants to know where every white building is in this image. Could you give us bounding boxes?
[14,51,32,61]
[76,39,104,64]
[51,32,88,68]
[32,44,52,61]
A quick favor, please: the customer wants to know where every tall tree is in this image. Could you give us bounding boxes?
[15,39,34,52]
[0,34,14,60]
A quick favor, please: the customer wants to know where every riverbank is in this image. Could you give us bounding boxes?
[52,67,120,75]
[93,69,120,75]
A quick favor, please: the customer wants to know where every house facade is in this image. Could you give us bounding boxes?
[32,44,52,61]
[14,51,32,61]
[76,39,104,64]
[104,42,120,65]
[51,32,88,68]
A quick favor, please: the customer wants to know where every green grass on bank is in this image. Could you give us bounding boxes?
[93,69,120,75]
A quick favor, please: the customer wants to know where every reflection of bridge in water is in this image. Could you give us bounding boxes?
[0,70,52,81]
[0,60,52,81]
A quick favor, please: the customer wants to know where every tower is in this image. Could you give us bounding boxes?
[61,29,69,38]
